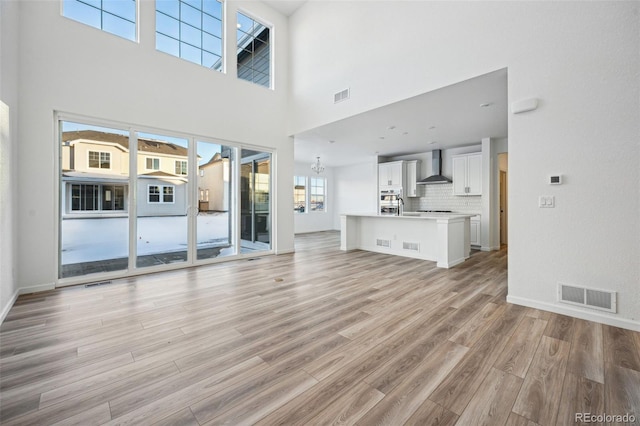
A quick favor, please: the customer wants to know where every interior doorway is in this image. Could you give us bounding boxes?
[498,153,508,246]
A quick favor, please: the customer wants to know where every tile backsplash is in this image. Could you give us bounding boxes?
[406,183,482,213]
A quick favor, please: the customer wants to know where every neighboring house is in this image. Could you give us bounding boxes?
[198,151,230,212]
[61,131,189,217]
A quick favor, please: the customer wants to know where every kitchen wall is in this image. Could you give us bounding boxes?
[0,0,20,322]
[391,145,484,214]
[289,2,640,330]
[12,1,294,296]
[407,184,483,214]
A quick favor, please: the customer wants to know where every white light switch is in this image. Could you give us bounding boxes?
[539,196,555,208]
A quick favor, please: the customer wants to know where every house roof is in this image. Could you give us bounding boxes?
[200,152,223,168]
[62,130,189,157]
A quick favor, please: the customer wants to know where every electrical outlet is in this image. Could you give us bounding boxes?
[538,196,555,208]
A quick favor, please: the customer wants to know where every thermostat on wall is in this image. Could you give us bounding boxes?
[549,175,562,185]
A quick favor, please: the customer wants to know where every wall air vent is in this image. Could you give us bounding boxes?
[558,283,616,313]
[376,239,391,248]
[334,88,350,104]
[403,242,420,252]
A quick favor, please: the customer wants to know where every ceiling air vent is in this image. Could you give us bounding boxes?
[558,283,616,313]
[334,88,350,104]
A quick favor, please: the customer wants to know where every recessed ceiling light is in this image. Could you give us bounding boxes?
[479,103,492,108]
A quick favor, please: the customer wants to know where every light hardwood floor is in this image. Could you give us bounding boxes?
[1,231,639,425]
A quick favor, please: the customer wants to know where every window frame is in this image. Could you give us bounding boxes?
[310,176,326,212]
[236,10,272,89]
[175,160,188,175]
[147,184,175,204]
[88,150,111,169]
[155,0,224,71]
[293,175,306,213]
[62,0,138,42]
[146,157,160,170]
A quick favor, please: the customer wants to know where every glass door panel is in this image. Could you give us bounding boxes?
[59,121,130,278]
[135,132,189,268]
[240,149,271,253]
[196,142,235,259]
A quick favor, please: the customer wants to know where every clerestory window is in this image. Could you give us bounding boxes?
[156,0,223,70]
[63,0,137,41]
[236,12,271,88]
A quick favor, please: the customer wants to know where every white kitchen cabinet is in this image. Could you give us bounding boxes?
[470,215,481,247]
[379,161,405,188]
[452,153,482,196]
[404,160,421,197]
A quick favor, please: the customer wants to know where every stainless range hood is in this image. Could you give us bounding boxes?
[417,149,452,184]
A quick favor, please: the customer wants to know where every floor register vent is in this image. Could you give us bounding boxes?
[403,242,420,252]
[558,283,616,313]
[376,239,391,248]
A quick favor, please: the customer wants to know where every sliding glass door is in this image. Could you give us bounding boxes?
[59,121,130,278]
[240,150,271,253]
[135,131,189,268]
[196,141,236,260]
[58,118,271,283]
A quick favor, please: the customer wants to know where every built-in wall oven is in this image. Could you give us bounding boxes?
[380,188,402,215]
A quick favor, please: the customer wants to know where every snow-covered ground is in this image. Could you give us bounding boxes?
[61,213,230,264]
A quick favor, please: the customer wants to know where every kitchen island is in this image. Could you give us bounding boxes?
[340,212,475,268]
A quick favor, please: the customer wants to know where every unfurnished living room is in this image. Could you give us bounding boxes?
[1,0,639,425]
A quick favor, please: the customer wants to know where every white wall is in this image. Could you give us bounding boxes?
[332,159,378,230]
[0,0,20,321]
[14,1,294,294]
[293,162,334,233]
[290,2,640,329]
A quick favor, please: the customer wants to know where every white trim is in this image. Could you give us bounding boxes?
[507,295,640,332]
[0,288,20,324]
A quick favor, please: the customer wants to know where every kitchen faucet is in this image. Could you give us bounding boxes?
[397,196,404,216]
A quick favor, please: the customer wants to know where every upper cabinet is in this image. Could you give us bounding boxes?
[379,161,405,188]
[404,160,421,197]
[452,153,482,196]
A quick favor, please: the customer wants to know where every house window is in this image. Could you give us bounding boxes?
[146,157,160,170]
[156,0,223,70]
[175,160,188,175]
[310,177,325,212]
[70,183,125,211]
[71,184,99,211]
[236,12,270,88]
[294,176,306,213]
[148,185,175,203]
[63,0,137,41]
[88,151,111,169]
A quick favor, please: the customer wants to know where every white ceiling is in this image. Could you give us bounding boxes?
[261,0,308,16]
[294,68,508,168]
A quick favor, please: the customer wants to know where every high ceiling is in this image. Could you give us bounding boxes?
[294,68,508,168]
[261,0,308,16]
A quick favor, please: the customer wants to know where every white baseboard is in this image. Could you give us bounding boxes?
[20,282,56,295]
[507,295,640,332]
[0,288,20,324]
[0,282,60,325]
[276,248,295,255]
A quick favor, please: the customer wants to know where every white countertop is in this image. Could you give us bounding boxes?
[341,212,476,220]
